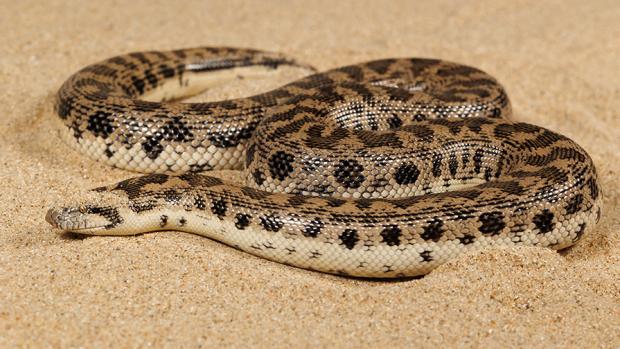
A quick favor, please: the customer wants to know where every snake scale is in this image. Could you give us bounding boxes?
[45,47,602,277]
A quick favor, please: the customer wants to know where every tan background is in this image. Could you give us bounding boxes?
[1,0,618,347]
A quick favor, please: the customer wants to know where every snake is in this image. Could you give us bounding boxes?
[45,47,602,278]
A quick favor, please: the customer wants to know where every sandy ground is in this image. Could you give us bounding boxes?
[1,0,618,347]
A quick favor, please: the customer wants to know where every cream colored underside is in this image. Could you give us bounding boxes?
[97,206,597,278]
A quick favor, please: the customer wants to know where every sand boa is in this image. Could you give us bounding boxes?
[46,47,602,277]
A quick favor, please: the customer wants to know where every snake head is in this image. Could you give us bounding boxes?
[46,174,189,235]
[46,205,123,234]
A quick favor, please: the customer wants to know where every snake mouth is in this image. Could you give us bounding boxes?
[45,207,111,233]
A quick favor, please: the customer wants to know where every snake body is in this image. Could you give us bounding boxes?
[46,47,602,277]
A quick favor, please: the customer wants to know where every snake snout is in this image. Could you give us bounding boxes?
[45,208,62,228]
[45,206,110,232]
[46,207,84,230]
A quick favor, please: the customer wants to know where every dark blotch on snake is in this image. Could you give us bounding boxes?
[87,110,116,139]
[432,153,443,178]
[268,150,295,181]
[303,219,324,238]
[84,205,123,229]
[449,153,458,176]
[380,225,402,246]
[339,229,359,250]
[210,198,227,217]
[394,163,420,185]
[334,159,365,189]
[234,213,251,230]
[421,219,444,242]
[260,215,283,232]
[387,115,402,129]
[458,234,476,245]
[420,250,433,262]
[163,189,182,204]
[252,169,265,186]
[533,209,555,234]
[194,195,206,210]
[478,211,506,236]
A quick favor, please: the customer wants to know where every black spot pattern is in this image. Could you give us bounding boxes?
[160,117,193,142]
[84,206,123,229]
[478,211,506,236]
[131,76,146,95]
[339,229,359,250]
[194,195,206,210]
[448,153,458,176]
[432,153,443,177]
[309,250,322,259]
[260,215,283,232]
[104,148,114,158]
[158,64,175,78]
[268,151,295,181]
[380,225,401,246]
[142,117,194,159]
[303,219,324,238]
[128,199,157,213]
[234,213,251,230]
[420,250,433,262]
[394,163,420,185]
[533,209,555,234]
[87,111,115,138]
[458,234,476,245]
[421,219,444,242]
[253,169,266,186]
[473,148,484,174]
[159,215,168,227]
[211,198,227,217]
[163,189,181,204]
[387,115,402,129]
[208,125,254,148]
[334,159,365,189]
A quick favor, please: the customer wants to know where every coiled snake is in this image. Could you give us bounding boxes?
[45,47,602,277]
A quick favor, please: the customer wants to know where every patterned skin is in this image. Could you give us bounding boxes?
[46,47,602,277]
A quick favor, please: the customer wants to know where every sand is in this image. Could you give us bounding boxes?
[0,0,618,347]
